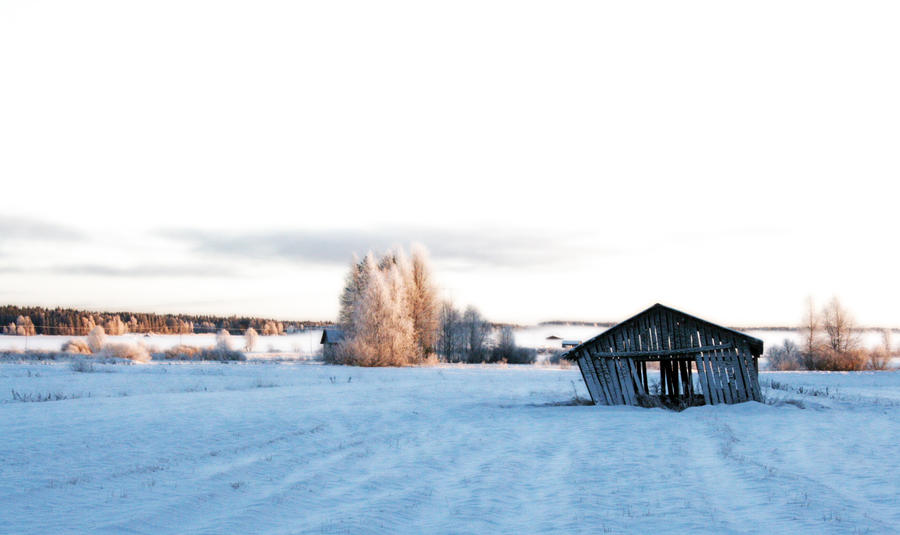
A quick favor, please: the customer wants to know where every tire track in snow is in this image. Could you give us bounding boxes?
[693,410,896,534]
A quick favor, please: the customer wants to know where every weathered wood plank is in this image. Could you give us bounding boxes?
[713,338,734,404]
[724,335,745,403]
[576,354,599,404]
[620,358,638,405]
[586,348,613,404]
[728,346,748,402]
[724,344,740,403]
[627,358,646,397]
[612,330,636,406]
[577,350,604,404]
[641,360,649,393]
[737,343,758,401]
[740,346,762,401]
[588,344,734,358]
[698,329,722,405]
[601,358,623,405]
[694,354,710,404]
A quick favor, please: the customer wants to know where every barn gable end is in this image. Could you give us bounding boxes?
[566,304,763,407]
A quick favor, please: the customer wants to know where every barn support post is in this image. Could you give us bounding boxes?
[641,361,649,393]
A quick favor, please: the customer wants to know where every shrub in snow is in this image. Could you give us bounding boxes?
[161,344,245,361]
[164,345,204,360]
[766,339,803,370]
[198,347,246,361]
[87,326,106,353]
[61,339,92,355]
[868,347,891,370]
[244,327,259,352]
[489,326,536,364]
[101,342,151,363]
[491,345,537,364]
[812,347,868,371]
[216,329,232,350]
[868,330,893,370]
[70,358,95,373]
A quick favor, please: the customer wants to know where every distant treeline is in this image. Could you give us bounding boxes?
[538,321,615,328]
[0,305,330,336]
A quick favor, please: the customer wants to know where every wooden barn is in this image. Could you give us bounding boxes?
[320,328,344,361]
[564,304,763,407]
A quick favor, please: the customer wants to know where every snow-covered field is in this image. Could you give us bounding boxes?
[515,325,893,353]
[1,362,898,534]
[0,326,893,361]
[0,331,325,358]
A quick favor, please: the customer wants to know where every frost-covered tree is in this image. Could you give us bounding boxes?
[338,253,374,332]
[461,306,490,363]
[406,244,439,359]
[61,338,92,354]
[343,260,416,366]
[4,315,37,336]
[767,339,803,370]
[244,327,259,352]
[822,297,858,352]
[868,330,892,370]
[437,300,464,362]
[87,325,106,353]
[104,315,127,335]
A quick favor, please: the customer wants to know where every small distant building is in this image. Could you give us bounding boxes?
[320,328,344,360]
[561,340,581,349]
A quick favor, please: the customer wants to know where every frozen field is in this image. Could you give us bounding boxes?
[0,326,894,363]
[1,363,899,534]
[0,331,325,358]
[514,325,894,353]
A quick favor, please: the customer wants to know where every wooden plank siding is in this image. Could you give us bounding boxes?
[576,351,603,404]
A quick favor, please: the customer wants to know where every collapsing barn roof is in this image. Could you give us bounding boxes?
[565,304,763,407]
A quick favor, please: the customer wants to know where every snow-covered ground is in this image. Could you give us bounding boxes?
[1,362,898,534]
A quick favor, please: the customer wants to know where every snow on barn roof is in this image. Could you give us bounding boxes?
[320,328,344,344]
[563,303,764,360]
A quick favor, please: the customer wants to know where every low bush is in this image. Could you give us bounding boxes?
[87,326,106,353]
[544,350,571,367]
[101,343,151,363]
[769,340,880,372]
[70,358,95,373]
[808,347,868,371]
[160,344,245,361]
[491,345,537,364]
[61,339,92,355]
[198,347,246,361]
[868,347,892,370]
[766,340,804,370]
[164,345,204,360]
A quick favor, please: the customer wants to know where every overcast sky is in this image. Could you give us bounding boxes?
[2,0,899,326]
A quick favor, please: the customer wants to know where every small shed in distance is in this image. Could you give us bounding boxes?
[320,328,344,360]
[564,304,763,407]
